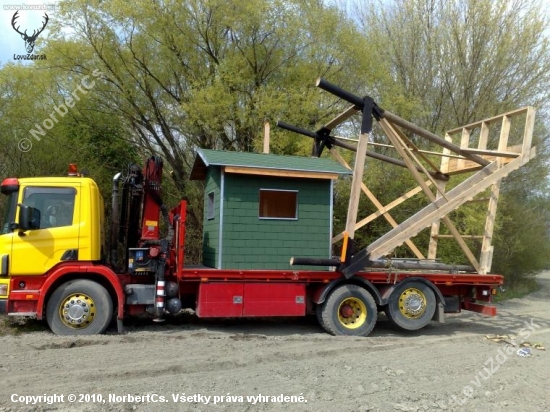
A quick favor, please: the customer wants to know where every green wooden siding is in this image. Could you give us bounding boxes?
[221,174,331,269]
[202,167,221,268]
[194,149,349,270]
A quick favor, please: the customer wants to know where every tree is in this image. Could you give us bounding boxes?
[0,62,138,226]
[4,0,548,275]
[347,0,550,278]
[355,0,550,129]
[46,0,376,193]
[39,0,380,261]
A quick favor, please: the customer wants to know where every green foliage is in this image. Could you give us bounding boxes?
[0,61,139,248]
[339,0,550,283]
[492,190,550,281]
[493,277,539,302]
[40,0,380,261]
[357,0,550,130]
[46,0,375,184]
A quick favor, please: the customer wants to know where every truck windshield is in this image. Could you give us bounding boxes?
[1,192,18,235]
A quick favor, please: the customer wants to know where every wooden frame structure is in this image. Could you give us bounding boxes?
[278,79,536,277]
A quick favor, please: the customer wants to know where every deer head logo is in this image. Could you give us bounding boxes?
[11,11,49,54]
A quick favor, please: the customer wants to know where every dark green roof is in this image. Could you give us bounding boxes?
[190,149,351,180]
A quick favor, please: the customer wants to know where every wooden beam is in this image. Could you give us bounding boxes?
[345,133,369,241]
[434,235,484,239]
[334,139,465,160]
[429,136,452,259]
[309,135,450,181]
[444,145,522,174]
[330,149,426,258]
[379,120,436,204]
[499,116,511,152]
[392,126,442,174]
[378,119,481,271]
[521,107,536,163]
[365,156,525,265]
[223,166,339,180]
[428,181,446,260]
[331,183,427,242]
[263,122,270,154]
[461,148,519,158]
[479,182,500,274]
[380,120,448,201]
[458,128,470,171]
[331,105,536,276]
[446,107,529,134]
[479,113,512,273]
[323,106,359,131]
[465,198,491,203]
[359,185,426,259]
[478,122,489,150]
[382,111,490,166]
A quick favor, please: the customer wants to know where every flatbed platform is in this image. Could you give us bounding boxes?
[178,266,503,286]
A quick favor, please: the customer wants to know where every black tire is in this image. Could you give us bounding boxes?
[385,281,436,331]
[320,284,377,336]
[315,303,328,332]
[46,280,113,336]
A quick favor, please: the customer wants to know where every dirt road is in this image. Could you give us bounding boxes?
[1,273,550,412]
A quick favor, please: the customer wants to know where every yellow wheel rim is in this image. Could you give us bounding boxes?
[337,297,367,329]
[59,292,96,329]
[398,288,427,319]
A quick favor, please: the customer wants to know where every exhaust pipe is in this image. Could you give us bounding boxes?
[110,172,122,269]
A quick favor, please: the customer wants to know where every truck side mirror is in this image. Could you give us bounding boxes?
[18,204,41,231]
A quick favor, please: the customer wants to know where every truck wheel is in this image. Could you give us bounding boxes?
[385,281,436,331]
[315,303,327,331]
[320,284,377,336]
[46,280,113,336]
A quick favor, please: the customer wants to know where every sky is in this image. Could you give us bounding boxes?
[0,0,60,66]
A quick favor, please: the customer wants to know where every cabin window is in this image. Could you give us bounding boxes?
[259,189,298,220]
[22,187,76,229]
[207,191,215,220]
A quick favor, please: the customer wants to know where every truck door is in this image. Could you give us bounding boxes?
[10,185,81,276]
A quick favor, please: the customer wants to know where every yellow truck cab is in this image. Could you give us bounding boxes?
[0,170,106,318]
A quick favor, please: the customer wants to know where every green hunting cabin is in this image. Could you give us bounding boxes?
[190,149,351,269]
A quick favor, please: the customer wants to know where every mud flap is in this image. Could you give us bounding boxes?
[432,302,445,323]
[117,318,124,334]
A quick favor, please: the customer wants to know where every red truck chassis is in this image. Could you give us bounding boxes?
[4,200,502,337]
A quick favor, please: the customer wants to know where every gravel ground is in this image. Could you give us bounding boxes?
[1,272,549,412]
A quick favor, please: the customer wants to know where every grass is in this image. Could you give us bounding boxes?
[0,315,47,336]
[493,276,540,302]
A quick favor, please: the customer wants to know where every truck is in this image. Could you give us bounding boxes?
[0,80,536,336]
